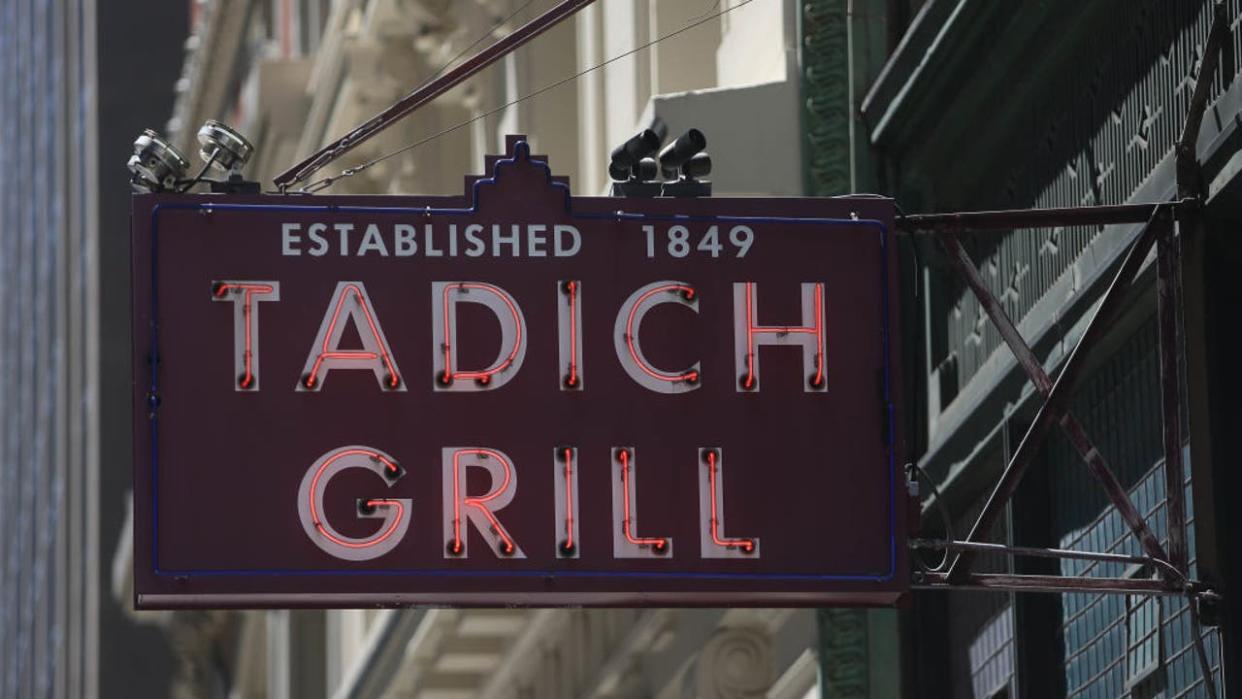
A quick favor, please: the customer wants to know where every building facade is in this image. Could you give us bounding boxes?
[0,1,99,696]
[864,0,1238,696]
[106,0,1242,697]
[0,0,192,697]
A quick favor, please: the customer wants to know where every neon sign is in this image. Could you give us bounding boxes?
[131,137,904,608]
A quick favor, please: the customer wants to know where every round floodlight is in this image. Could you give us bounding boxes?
[128,129,191,192]
[197,120,254,172]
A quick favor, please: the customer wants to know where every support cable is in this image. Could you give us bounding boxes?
[175,150,219,193]
[905,463,954,572]
[910,539,1186,585]
[296,0,758,193]
[276,0,602,189]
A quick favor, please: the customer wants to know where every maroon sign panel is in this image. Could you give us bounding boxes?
[131,137,906,608]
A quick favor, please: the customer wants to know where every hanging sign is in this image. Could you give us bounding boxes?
[131,137,906,608]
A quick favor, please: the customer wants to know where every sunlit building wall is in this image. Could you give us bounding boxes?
[0,1,99,696]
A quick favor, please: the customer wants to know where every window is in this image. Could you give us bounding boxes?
[1126,566,1165,698]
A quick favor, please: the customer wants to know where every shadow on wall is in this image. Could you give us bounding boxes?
[97,0,189,697]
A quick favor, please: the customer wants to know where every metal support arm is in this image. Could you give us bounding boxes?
[273,0,600,190]
[941,209,1169,583]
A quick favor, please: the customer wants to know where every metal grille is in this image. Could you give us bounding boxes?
[947,495,1015,699]
[1049,320,1222,698]
[933,0,1239,408]
[1127,587,1162,688]
[968,610,1015,699]
[801,0,851,196]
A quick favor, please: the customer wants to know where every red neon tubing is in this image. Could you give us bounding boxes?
[451,448,517,553]
[618,450,667,548]
[706,451,753,552]
[742,283,825,389]
[308,449,402,549]
[814,283,825,386]
[442,283,524,382]
[626,285,698,383]
[567,281,579,386]
[215,283,273,388]
[743,283,755,388]
[563,447,575,549]
[307,284,399,387]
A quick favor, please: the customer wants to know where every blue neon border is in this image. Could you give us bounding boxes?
[145,141,898,583]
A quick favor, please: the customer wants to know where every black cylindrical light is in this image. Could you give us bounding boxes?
[609,129,662,168]
[657,128,706,174]
[681,152,712,179]
[608,161,633,182]
[633,157,659,182]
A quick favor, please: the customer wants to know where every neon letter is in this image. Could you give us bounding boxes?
[298,281,404,392]
[613,281,700,394]
[733,282,827,392]
[431,281,527,391]
[296,445,410,561]
[697,448,758,557]
[611,448,672,558]
[211,280,280,390]
[442,447,524,558]
[558,280,583,390]
[555,447,579,558]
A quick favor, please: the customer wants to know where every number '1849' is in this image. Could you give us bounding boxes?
[642,224,754,259]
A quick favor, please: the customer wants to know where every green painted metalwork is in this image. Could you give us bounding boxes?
[817,609,870,698]
[801,2,895,695]
[801,0,852,196]
[906,0,1238,411]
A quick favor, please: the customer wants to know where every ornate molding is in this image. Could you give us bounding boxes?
[692,627,775,699]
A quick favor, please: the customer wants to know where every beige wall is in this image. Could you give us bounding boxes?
[193,0,802,198]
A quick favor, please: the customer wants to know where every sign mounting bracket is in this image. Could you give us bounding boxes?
[897,17,1230,694]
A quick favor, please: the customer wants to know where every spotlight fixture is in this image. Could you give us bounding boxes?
[127,129,190,193]
[657,128,705,176]
[609,129,664,197]
[195,120,260,193]
[610,129,661,171]
[197,119,254,173]
[658,129,711,198]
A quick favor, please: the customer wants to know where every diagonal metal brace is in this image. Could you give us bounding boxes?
[1177,1,1230,199]
[941,207,1172,583]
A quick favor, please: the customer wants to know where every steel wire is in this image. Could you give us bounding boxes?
[297,0,759,193]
